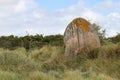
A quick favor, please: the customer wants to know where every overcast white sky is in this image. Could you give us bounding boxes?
[0,0,120,37]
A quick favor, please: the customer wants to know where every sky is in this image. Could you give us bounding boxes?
[0,0,120,37]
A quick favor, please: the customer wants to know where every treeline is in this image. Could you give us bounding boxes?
[0,33,119,50]
[107,33,120,44]
[0,34,63,50]
[100,33,120,45]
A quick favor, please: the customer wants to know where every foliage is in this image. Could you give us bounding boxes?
[0,30,119,49]
[92,23,106,45]
[0,27,119,79]
[107,33,120,44]
[0,34,63,50]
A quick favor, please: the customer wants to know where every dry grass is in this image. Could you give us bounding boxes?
[0,43,119,80]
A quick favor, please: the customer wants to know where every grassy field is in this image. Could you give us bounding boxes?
[0,43,119,80]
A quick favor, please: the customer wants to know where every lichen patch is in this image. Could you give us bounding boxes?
[72,18,90,32]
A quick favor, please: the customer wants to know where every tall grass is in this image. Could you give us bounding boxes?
[29,45,64,63]
[0,43,119,80]
[62,70,114,80]
[0,70,20,80]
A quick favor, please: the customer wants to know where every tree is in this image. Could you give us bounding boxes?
[92,23,106,45]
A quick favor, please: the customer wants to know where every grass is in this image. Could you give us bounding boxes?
[62,70,114,80]
[0,70,20,80]
[0,43,119,80]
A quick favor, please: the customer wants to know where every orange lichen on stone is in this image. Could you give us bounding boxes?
[72,18,90,32]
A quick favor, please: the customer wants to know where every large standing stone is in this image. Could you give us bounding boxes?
[64,18,100,57]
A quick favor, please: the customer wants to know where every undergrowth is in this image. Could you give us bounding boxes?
[0,43,119,80]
